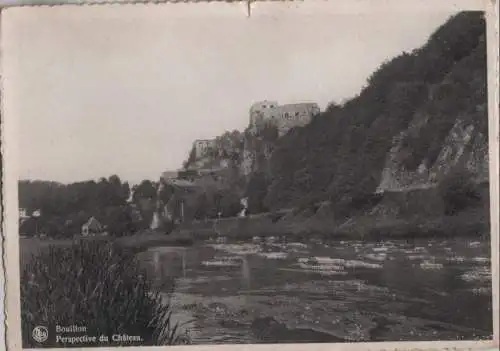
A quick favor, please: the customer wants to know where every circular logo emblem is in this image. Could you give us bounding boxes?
[32,326,49,343]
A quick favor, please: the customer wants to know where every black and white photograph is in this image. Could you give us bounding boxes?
[1,2,498,349]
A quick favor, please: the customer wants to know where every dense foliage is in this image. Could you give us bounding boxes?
[179,187,243,221]
[263,11,487,212]
[438,169,482,215]
[18,176,161,237]
[244,172,270,214]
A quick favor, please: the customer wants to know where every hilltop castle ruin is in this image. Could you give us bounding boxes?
[248,100,320,137]
[188,100,320,162]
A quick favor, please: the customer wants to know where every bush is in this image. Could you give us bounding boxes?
[349,192,384,212]
[244,172,269,215]
[268,211,285,223]
[295,195,321,215]
[21,241,183,348]
[438,169,481,215]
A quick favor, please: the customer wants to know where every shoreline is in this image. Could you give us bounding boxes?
[19,209,490,263]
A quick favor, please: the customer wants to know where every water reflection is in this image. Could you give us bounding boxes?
[139,237,493,344]
[241,256,251,290]
[150,247,187,280]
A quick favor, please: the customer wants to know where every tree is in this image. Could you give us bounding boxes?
[325,101,342,114]
[106,206,136,237]
[133,180,157,202]
[107,175,129,206]
[296,194,320,215]
[217,190,243,218]
[19,218,38,237]
[438,169,481,215]
[184,147,197,169]
[258,122,279,143]
[122,182,131,202]
[245,172,269,214]
[193,193,210,220]
[18,177,139,238]
[158,182,175,204]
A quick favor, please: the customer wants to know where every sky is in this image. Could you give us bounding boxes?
[2,3,458,185]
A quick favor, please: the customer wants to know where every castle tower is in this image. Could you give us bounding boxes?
[249,100,279,132]
[248,100,320,136]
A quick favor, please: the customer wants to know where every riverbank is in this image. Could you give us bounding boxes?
[174,183,490,242]
[19,183,490,261]
[175,208,489,241]
[19,206,489,266]
[19,230,196,267]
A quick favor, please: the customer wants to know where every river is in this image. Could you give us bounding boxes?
[136,236,493,344]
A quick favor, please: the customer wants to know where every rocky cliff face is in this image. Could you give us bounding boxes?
[183,126,281,186]
[156,126,281,222]
[378,117,488,192]
[377,33,488,192]
[240,130,278,177]
[183,131,243,180]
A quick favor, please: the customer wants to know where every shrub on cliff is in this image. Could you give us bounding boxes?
[268,210,286,223]
[438,169,481,215]
[21,241,182,348]
[295,194,321,215]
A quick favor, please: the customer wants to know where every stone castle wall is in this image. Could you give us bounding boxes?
[249,100,320,136]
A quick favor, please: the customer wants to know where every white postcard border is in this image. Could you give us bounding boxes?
[1,0,498,350]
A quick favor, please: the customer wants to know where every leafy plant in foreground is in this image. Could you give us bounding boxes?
[21,240,182,348]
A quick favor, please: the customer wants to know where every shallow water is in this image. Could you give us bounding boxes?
[137,237,493,344]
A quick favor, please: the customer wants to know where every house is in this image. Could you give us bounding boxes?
[81,216,103,236]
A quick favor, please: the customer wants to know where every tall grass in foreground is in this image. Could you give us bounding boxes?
[21,240,181,348]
